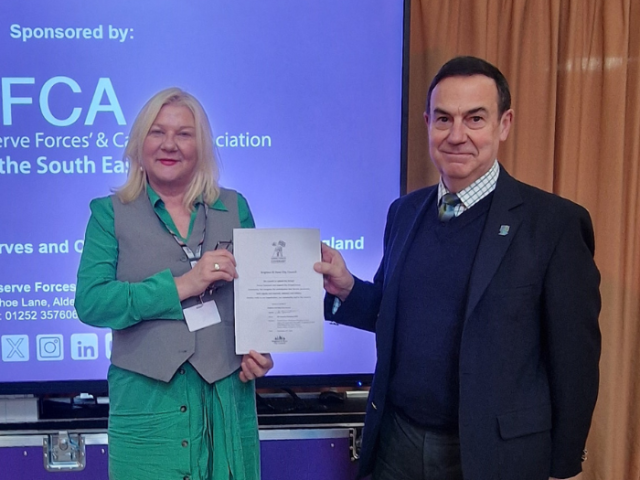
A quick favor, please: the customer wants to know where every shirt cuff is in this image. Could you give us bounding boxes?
[331,297,341,315]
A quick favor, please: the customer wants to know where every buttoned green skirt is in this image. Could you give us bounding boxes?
[107,363,260,480]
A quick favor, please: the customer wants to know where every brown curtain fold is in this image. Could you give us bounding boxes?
[408,1,640,478]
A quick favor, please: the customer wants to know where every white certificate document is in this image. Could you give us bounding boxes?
[233,228,324,354]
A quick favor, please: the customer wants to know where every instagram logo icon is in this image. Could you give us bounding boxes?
[37,334,64,361]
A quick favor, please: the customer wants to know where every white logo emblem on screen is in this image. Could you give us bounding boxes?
[70,333,99,360]
[1,335,29,362]
[105,333,112,359]
[37,334,64,361]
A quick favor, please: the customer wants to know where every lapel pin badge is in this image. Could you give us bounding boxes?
[498,225,510,236]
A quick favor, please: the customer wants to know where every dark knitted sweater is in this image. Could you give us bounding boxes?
[389,193,493,430]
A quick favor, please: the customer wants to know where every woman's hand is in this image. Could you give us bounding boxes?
[239,350,274,382]
[174,250,237,300]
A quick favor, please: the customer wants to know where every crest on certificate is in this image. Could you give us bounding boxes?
[271,240,287,263]
[272,335,287,345]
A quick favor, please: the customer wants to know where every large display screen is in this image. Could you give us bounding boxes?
[0,1,406,393]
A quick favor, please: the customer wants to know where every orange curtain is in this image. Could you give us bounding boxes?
[408,1,640,478]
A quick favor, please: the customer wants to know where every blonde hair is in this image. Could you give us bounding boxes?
[116,87,220,208]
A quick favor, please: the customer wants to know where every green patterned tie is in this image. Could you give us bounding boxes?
[438,193,461,222]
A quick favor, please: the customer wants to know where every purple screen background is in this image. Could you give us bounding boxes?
[0,1,404,387]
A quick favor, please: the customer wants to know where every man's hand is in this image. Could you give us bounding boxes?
[239,350,274,382]
[313,243,355,302]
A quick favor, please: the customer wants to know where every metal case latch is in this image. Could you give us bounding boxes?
[43,432,86,471]
[349,427,363,461]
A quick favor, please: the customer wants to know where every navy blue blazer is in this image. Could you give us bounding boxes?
[326,167,601,480]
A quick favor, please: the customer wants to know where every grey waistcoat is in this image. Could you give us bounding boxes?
[110,188,241,383]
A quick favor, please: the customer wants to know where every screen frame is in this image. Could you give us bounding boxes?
[0,0,411,396]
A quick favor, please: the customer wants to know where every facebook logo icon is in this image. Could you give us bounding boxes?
[1,335,29,362]
[70,333,99,360]
[105,332,112,359]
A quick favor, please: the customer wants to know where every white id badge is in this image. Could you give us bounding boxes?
[183,299,222,332]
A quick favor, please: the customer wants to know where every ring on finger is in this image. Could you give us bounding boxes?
[214,263,220,271]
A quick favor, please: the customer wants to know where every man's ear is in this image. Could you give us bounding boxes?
[499,109,514,141]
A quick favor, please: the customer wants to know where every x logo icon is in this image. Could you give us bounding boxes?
[2,335,29,361]
[6,337,25,359]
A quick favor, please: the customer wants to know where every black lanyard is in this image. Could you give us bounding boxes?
[161,204,208,269]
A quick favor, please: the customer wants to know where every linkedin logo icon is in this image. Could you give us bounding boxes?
[70,333,99,360]
[37,334,64,361]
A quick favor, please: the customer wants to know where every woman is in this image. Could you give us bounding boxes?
[75,87,273,480]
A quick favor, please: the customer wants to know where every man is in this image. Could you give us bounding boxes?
[314,56,601,480]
